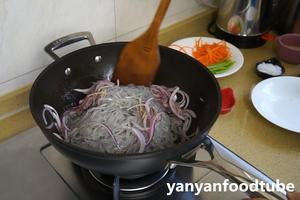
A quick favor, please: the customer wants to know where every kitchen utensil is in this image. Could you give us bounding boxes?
[112,0,171,86]
[208,0,280,48]
[35,31,221,176]
[251,76,300,133]
[276,33,300,64]
[221,88,235,114]
[169,37,244,78]
[31,32,287,200]
[255,58,285,79]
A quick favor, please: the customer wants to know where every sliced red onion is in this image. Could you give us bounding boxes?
[131,127,146,153]
[181,110,197,138]
[44,104,59,115]
[42,108,52,128]
[146,112,162,145]
[182,115,191,133]
[183,109,197,118]
[99,123,121,150]
[94,80,115,92]
[169,87,185,120]
[176,90,189,109]
[46,123,55,129]
[42,105,62,132]
[73,87,94,94]
[77,96,96,112]
[150,85,171,107]
[184,94,190,109]
[53,132,63,140]
[150,85,163,98]
[73,81,105,94]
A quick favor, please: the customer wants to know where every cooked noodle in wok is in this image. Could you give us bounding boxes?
[42,80,196,154]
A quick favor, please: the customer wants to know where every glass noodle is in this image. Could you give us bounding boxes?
[42,81,196,154]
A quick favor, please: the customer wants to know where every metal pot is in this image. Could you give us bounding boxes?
[209,0,279,48]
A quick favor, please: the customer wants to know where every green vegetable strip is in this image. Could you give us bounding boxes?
[208,60,235,75]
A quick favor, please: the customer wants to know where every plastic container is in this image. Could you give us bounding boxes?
[255,58,285,79]
[276,33,300,64]
[221,88,235,114]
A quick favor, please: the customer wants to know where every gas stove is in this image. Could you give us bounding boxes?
[40,144,249,200]
[0,127,283,200]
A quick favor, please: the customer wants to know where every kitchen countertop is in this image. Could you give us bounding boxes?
[206,38,300,189]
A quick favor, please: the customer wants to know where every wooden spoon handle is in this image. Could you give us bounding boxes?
[150,0,171,32]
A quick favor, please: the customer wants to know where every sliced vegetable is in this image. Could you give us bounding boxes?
[192,39,231,66]
[208,60,235,74]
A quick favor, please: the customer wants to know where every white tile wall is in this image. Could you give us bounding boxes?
[0,0,208,96]
[116,0,207,41]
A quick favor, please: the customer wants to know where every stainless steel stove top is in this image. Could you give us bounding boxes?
[0,127,275,200]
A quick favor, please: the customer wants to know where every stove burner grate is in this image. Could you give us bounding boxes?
[75,164,198,200]
[88,168,170,192]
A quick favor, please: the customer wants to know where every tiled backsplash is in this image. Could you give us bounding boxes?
[0,0,207,96]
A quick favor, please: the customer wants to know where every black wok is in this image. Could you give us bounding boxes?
[30,32,287,199]
[30,32,220,176]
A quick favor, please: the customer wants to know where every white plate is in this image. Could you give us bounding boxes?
[169,37,244,78]
[251,76,300,133]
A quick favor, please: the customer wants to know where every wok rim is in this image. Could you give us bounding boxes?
[30,42,221,161]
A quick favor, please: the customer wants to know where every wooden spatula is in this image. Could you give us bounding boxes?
[113,0,171,86]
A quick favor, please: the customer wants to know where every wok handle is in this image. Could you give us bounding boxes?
[170,137,288,200]
[44,31,96,60]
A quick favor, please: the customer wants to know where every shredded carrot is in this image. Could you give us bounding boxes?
[191,38,231,66]
[170,38,231,67]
